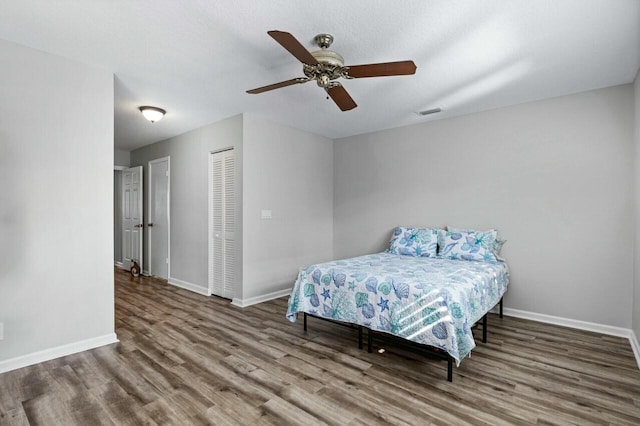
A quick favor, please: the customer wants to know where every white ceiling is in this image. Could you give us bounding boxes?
[1,1,639,151]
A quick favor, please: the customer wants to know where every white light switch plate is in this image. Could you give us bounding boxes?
[0,323,4,340]
[261,209,272,219]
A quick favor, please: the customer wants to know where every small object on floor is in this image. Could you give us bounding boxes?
[130,260,140,277]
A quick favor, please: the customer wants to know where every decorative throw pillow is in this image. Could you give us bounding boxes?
[439,229,499,262]
[447,226,506,258]
[388,226,438,257]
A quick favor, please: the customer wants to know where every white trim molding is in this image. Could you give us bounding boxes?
[0,333,119,374]
[168,276,210,296]
[114,261,125,269]
[502,307,639,368]
[630,330,640,370]
[232,288,291,308]
[502,307,631,337]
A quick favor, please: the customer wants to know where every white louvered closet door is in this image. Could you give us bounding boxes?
[209,149,235,299]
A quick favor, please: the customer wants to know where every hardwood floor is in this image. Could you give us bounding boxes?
[1,268,638,425]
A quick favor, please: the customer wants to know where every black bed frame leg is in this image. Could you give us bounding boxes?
[499,297,504,318]
[358,326,363,350]
[367,329,373,353]
[447,357,453,382]
[482,313,488,343]
[303,312,307,332]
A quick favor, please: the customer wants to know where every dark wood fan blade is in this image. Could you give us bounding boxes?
[268,30,318,65]
[345,60,417,78]
[246,78,307,94]
[326,85,357,111]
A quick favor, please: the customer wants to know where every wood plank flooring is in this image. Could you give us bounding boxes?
[1,268,638,425]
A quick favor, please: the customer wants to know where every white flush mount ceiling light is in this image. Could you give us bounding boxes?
[139,106,166,123]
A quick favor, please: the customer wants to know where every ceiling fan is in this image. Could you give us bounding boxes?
[246,31,417,111]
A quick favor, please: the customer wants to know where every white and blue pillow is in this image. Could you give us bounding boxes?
[388,226,439,257]
[439,229,499,262]
[446,226,506,261]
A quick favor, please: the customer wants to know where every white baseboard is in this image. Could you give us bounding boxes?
[114,261,125,269]
[502,307,639,369]
[232,288,291,308]
[629,330,640,370]
[0,333,119,374]
[502,307,631,338]
[168,276,210,296]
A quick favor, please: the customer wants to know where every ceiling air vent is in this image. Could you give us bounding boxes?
[416,108,442,116]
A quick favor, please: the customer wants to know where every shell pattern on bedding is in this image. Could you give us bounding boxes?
[286,252,509,365]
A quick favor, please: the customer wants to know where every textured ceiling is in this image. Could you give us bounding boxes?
[1,0,639,151]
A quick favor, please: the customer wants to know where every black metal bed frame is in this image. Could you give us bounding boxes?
[302,297,504,382]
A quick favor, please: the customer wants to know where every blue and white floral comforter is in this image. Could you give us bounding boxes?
[286,252,509,365]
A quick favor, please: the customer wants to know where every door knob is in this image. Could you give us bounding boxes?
[148,223,154,227]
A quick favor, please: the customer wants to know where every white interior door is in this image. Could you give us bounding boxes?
[148,157,170,280]
[122,166,143,271]
[209,149,235,299]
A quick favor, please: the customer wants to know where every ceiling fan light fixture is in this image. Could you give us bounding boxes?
[247,30,417,112]
[139,106,166,123]
[311,34,343,67]
[311,49,344,67]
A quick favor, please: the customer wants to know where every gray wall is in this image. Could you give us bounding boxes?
[334,85,634,328]
[0,39,114,361]
[242,114,334,300]
[114,149,130,167]
[634,71,640,338]
[130,113,334,302]
[130,115,243,292]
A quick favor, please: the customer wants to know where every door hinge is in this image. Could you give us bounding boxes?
[166,258,169,264]
[166,171,169,177]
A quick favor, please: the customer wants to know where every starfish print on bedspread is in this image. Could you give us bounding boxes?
[377,297,389,312]
[321,288,331,301]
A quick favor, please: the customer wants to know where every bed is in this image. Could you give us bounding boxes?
[285,237,509,381]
